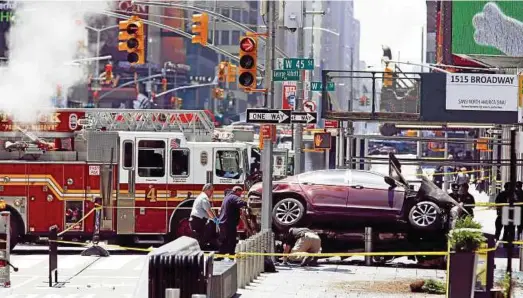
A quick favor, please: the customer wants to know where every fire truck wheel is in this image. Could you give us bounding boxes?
[171,213,193,239]
[8,211,21,250]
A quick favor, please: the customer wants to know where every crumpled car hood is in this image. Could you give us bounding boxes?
[418,176,459,206]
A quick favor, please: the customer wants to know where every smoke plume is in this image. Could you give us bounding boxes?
[0,1,111,123]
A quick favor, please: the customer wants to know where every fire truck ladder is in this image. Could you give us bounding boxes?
[81,109,215,140]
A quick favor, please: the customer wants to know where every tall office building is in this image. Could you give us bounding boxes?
[426,0,438,64]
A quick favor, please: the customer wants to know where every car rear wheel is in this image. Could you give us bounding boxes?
[272,198,305,228]
[408,201,441,230]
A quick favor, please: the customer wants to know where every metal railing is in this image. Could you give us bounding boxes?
[235,230,274,289]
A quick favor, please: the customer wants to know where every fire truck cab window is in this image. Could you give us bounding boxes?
[171,149,189,176]
[215,150,242,179]
[123,141,134,169]
[137,140,166,177]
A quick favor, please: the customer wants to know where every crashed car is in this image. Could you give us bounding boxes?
[247,153,460,232]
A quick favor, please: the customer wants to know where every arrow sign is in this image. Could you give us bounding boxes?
[291,112,317,124]
[246,108,291,124]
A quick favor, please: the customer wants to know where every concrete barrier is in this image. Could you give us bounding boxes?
[235,229,274,289]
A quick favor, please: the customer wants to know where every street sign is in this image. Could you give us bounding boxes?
[283,58,314,70]
[310,81,335,92]
[303,100,317,112]
[324,120,339,128]
[313,132,331,150]
[291,112,317,124]
[282,82,297,110]
[273,70,301,82]
[246,108,291,124]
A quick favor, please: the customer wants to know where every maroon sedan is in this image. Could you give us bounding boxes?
[247,155,458,233]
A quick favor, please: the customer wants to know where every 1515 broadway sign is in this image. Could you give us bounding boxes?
[446,73,518,112]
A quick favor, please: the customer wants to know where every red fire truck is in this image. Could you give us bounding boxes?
[0,109,252,249]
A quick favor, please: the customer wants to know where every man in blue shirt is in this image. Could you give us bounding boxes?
[218,186,247,255]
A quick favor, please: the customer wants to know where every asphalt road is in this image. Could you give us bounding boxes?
[1,253,144,297]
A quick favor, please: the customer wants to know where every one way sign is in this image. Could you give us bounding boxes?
[291,112,317,124]
[246,108,291,124]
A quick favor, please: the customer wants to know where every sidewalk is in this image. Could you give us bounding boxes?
[236,264,445,298]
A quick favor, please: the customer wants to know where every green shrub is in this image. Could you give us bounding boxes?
[455,216,482,229]
[422,279,446,294]
[448,217,486,252]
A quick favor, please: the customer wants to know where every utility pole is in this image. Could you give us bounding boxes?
[261,0,276,231]
[507,127,517,298]
[417,26,425,175]
[346,47,354,168]
[293,0,305,175]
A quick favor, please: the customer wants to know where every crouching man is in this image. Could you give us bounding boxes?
[281,227,321,267]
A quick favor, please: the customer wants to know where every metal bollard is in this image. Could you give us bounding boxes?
[191,295,206,298]
[270,231,275,262]
[258,233,263,276]
[520,232,523,272]
[254,234,259,276]
[165,288,180,298]
[249,238,255,282]
[235,241,243,289]
[240,240,248,288]
[364,227,373,266]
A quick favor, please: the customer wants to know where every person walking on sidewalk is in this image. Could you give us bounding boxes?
[282,227,322,267]
[218,186,247,255]
[189,183,219,248]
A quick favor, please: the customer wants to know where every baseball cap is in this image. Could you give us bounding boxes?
[232,186,244,192]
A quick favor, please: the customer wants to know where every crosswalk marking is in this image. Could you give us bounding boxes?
[87,255,142,270]
[58,256,97,270]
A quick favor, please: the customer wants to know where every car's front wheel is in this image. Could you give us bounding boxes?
[272,197,305,229]
[408,201,441,230]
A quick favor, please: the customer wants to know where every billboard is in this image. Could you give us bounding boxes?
[452,1,523,56]
[446,73,518,112]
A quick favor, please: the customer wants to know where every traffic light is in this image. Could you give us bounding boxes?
[161,78,167,92]
[213,88,225,99]
[191,13,209,46]
[359,96,367,106]
[118,16,145,64]
[238,36,257,89]
[217,62,228,82]
[104,63,113,83]
[383,66,393,88]
[227,64,237,83]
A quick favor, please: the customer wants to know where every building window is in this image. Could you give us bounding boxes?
[137,140,165,177]
[171,149,190,176]
[215,150,242,179]
[231,30,241,44]
[122,141,134,169]
[221,8,230,19]
[221,30,230,45]
[242,9,249,24]
[232,9,241,22]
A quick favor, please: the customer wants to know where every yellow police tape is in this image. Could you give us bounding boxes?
[47,237,503,259]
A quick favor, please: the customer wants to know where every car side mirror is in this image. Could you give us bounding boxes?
[384,176,396,188]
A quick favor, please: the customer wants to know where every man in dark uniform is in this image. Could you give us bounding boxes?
[282,227,321,267]
[495,182,511,240]
[449,183,460,200]
[458,184,475,218]
[218,186,247,255]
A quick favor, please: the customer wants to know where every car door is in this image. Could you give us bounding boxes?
[346,171,405,220]
[299,171,350,215]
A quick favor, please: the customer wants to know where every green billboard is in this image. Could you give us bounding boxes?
[452,1,523,56]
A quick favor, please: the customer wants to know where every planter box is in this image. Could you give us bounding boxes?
[449,252,478,298]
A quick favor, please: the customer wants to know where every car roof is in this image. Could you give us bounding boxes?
[298,169,386,177]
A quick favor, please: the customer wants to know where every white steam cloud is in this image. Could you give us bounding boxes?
[0,1,111,123]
